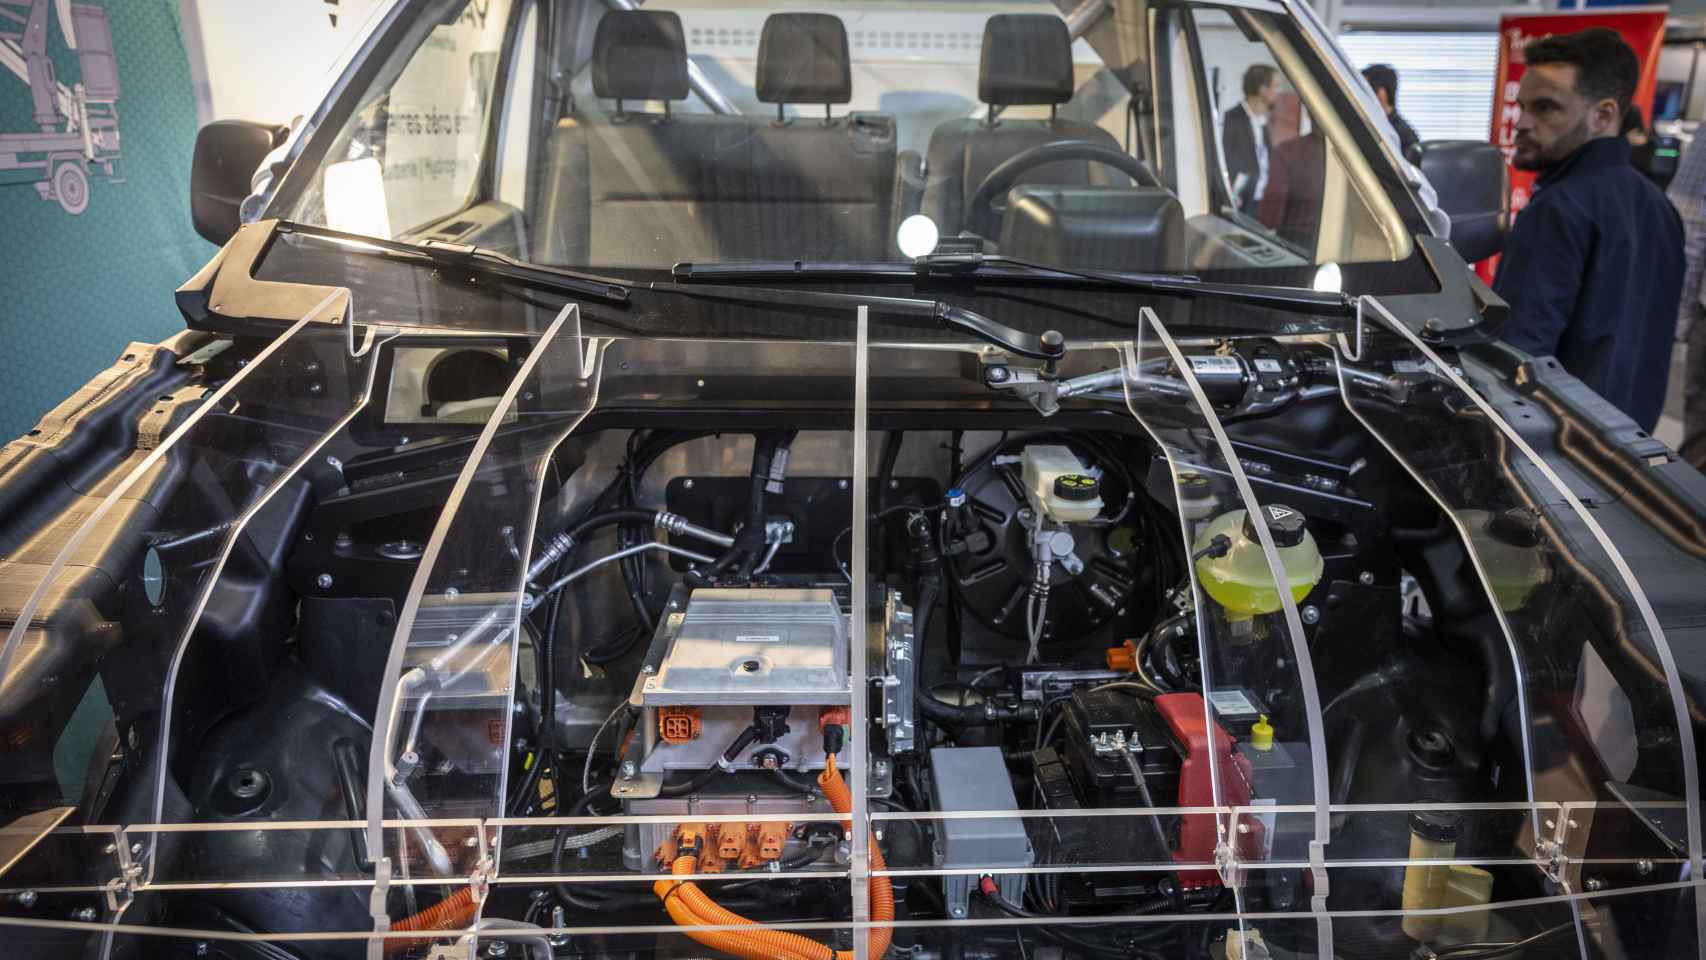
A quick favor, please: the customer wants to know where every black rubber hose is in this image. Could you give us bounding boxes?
[1329,717,1365,836]
[565,507,658,544]
[912,579,989,727]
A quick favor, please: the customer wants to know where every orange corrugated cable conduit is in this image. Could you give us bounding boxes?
[652,752,895,959]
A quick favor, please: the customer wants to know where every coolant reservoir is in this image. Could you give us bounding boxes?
[1461,508,1549,612]
[1192,505,1323,617]
[1021,445,1105,523]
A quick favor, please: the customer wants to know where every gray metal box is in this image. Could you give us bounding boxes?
[929,746,1033,918]
[642,588,849,706]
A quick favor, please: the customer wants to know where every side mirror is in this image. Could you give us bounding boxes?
[1412,140,1509,264]
[191,120,288,246]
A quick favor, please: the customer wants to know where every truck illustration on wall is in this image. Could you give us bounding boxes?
[0,0,120,215]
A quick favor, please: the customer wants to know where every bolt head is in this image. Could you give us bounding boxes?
[487,940,510,958]
[316,573,334,590]
[74,907,97,922]
[986,365,1010,383]
[1301,605,1320,625]
[1358,571,1375,586]
[683,478,694,489]
[16,890,36,908]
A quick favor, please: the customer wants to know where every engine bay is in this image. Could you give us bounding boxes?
[1,310,1698,960]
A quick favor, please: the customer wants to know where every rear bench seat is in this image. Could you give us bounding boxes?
[540,10,898,267]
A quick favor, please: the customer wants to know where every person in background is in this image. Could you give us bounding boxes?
[1667,130,1706,470]
[1361,63,1419,157]
[1223,64,1278,215]
[1493,28,1683,434]
[1623,103,1680,190]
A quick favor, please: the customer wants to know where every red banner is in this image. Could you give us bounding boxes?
[1481,6,1668,280]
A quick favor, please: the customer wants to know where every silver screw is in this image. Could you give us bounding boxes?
[951,905,966,917]
[15,890,36,908]
[1358,571,1375,586]
[888,479,899,490]
[1636,857,1654,877]
[316,573,333,589]
[620,761,638,780]
[683,478,694,489]
[102,842,116,855]
[73,907,97,922]
[641,664,657,675]
[838,479,849,490]
[1300,605,1320,625]
[194,942,208,956]
[487,940,509,958]
[695,379,706,388]
[1584,877,1604,892]
[326,456,342,470]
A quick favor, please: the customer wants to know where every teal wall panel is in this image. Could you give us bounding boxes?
[0,0,212,443]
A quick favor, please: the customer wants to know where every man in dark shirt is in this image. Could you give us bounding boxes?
[1493,28,1684,432]
[1361,64,1419,157]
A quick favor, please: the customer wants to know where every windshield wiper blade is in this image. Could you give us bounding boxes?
[672,253,1354,317]
[276,220,631,303]
[647,281,1065,363]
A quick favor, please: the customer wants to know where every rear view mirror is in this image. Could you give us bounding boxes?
[191,120,288,246]
[1411,140,1509,264]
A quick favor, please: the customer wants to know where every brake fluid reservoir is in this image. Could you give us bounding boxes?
[1021,445,1105,523]
[1192,505,1323,617]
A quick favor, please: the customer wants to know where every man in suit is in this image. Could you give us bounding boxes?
[1223,64,1279,215]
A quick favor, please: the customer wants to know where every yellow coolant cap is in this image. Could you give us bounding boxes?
[1193,505,1323,617]
[1249,715,1274,751]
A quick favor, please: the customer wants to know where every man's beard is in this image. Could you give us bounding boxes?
[1514,118,1592,172]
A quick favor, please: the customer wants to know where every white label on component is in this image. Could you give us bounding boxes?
[1207,688,1257,715]
[736,634,782,643]
[1188,355,1242,374]
[1253,358,1283,373]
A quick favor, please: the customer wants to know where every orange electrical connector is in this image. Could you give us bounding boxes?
[1106,638,1138,672]
[675,822,708,855]
[755,821,790,861]
[716,822,748,861]
[737,830,765,870]
[658,706,702,744]
[654,833,679,867]
[698,847,725,873]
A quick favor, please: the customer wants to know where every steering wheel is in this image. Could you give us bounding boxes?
[965,140,1164,240]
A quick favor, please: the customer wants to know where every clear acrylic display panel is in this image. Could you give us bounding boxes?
[0,294,359,818]
[364,305,594,878]
[1331,308,1700,888]
[1123,311,1331,918]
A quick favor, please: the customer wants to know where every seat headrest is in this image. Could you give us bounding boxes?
[757,13,851,105]
[979,14,1073,107]
[593,10,689,102]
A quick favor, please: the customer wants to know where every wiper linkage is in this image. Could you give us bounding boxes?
[647,281,1066,364]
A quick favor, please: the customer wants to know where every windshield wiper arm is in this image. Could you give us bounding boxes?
[672,253,1354,317]
[647,281,1065,363]
[276,220,631,304]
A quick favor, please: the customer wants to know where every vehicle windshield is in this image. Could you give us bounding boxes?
[286,0,1419,282]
